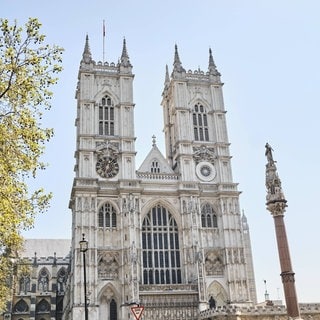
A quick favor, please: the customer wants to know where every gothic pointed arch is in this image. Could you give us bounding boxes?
[35,298,51,313]
[142,204,182,284]
[98,285,119,320]
[192,102,210,141]
[97,93,116,136]
[207,280,228,307]
[57,267,68,293]
[13,299,29,313]
[38,267,50,292]
[19,273,31,294]
[142,198,181,228]
[98,201,118,228]
[201,202,218,228]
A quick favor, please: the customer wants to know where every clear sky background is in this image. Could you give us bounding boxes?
[2,0,320,304]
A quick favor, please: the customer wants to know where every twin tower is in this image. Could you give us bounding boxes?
[63,35,257,320]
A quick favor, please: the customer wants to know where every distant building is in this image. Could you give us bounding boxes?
[2,239,70,320]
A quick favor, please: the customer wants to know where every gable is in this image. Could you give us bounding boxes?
[137,145,174,174]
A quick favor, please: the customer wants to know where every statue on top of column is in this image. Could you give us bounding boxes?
[265,143,275,166]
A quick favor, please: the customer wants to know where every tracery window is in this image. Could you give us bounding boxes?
[99,95,114,136]
[14,299,28,313]
[57,267,67,293]
[201,203,218,228]
[38,268,49,292]
[36,299,50,313]
[19,274,30,294]
[193,103,209,141]
[151,160,160,173]
[98,203,117,228]
[142,205,181,284]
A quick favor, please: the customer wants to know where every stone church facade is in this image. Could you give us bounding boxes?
[63,36,257,320]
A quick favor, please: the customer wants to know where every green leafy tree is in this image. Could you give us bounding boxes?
[0,18,63,310]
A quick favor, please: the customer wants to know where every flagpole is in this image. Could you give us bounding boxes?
[103,20,106,63]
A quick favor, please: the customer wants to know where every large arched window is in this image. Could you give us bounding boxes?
[99,203,117,228]
[201,203,218,228]
[142,205,181,285]
[193,103,209,141]
[99,95,114,136]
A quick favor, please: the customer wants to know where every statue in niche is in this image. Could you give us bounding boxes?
[130,241,137,264]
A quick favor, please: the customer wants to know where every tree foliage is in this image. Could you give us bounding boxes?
[0,18,63,310]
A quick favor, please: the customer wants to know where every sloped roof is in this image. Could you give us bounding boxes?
[138,144,174,174]
[21,239,71,258]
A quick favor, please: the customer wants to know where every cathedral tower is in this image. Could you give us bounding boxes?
[66,37,257,320]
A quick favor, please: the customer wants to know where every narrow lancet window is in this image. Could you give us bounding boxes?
[98,203,117,228]
[193,103,209,141]
[99,95,114,136]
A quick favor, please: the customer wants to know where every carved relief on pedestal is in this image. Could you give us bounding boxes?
[205,251,224,276]
[98,252,119,280]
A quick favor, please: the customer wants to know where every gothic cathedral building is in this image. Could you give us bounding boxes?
[64,36,257,320]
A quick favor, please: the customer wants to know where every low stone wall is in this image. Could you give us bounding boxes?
[199,304,320,320]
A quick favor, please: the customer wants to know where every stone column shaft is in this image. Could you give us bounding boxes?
[273,215,300,318]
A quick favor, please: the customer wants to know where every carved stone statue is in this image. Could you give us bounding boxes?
[265,143,274,165]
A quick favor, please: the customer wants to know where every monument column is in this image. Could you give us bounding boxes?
[265,143,300,319]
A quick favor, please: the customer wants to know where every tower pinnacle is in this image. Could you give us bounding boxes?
[208,48,220,76]
[265,144,301,319]
[120,38,132,67]
[81,34,92,64]
[173,44,185,73]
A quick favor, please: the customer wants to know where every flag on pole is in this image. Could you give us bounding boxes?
[103,20,106,37]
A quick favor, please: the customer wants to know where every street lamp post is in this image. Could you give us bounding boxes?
[79,234,89,320]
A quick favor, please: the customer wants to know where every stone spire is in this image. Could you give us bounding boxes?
[265,143,301,319]
[81,34,92,64]
[165,64,170,85]
[173,44,185,73]
[120,38,132,67]
[208,48,220,76]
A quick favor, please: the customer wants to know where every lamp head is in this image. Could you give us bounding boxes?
[79,233,88,252]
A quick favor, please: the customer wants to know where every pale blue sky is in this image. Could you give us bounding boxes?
[2,0,320,304]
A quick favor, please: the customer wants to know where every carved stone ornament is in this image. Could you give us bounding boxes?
[205,251,224,276]
[95,141,119,156]
[193,146,216,164]
[98,252,119,279]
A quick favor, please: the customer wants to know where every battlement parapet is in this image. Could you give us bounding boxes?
[199,303,320,320]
